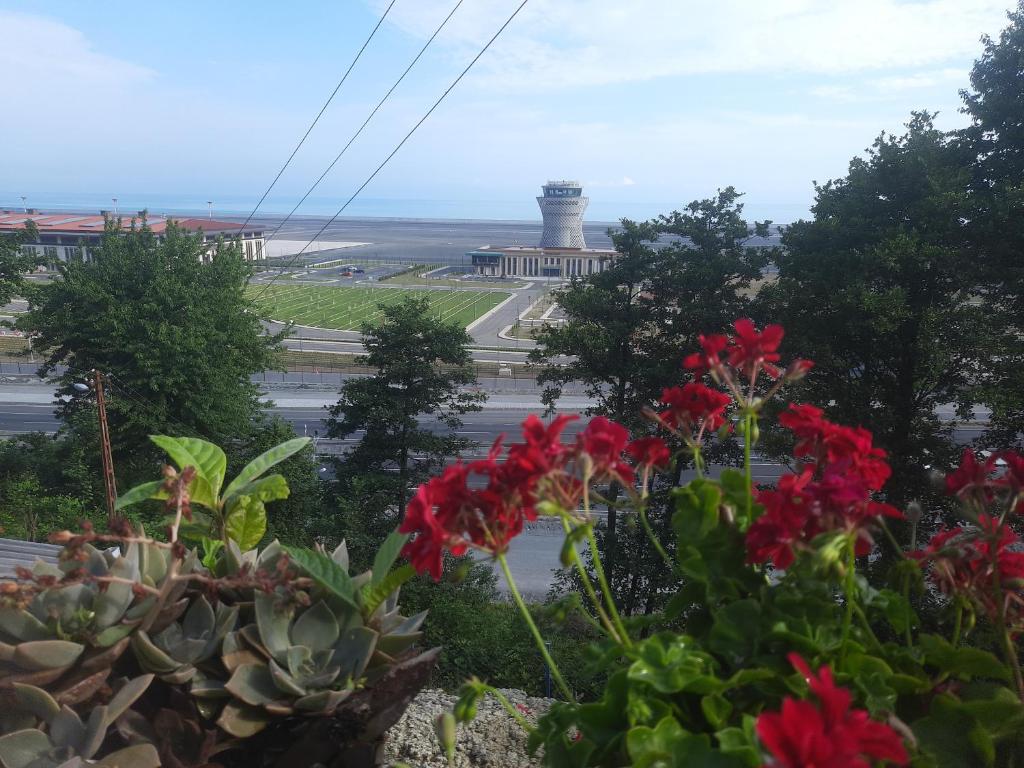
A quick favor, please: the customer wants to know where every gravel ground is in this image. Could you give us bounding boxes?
[384,688,552,768]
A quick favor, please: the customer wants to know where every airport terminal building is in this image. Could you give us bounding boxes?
[469,181,616,278]
[0,210,266,268]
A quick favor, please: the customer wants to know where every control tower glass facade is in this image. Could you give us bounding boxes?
[537,180,588,248]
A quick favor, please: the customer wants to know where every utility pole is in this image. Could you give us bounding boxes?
[94,370,118,523]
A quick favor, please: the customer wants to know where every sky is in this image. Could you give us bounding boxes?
[0,1,1016,223]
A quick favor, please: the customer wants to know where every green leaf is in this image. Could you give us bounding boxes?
[0,729,51,768]
[672,480,722,544]
[223,474,290,509]
[114,480,165,511]
[372,530,409,587]
[224,497,268,551]
[559,523,591,567]
[628,634,722,695]
[708,599,761,662]
[360,563,416,617]
[94,744,161,768]
[285,546,358,610]
[223,437,310,499]
[150,435,227,501]
[920,634,1010,682]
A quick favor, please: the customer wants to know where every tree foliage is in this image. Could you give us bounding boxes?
[16,218,281,484]
[0,221,42,308]
[325,296,483,564]
[532,189,768,609]
[959,1,1024,449]
[761,114,992,505]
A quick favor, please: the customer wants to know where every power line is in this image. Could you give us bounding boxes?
[261,0,465,251]
[252,0,530,304]
[234,0,398,236]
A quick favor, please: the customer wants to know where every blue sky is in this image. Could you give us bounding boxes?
[0,1,1015,223]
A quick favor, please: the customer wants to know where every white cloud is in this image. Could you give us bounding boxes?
[370,0,1012,89]
[0,11,154,92]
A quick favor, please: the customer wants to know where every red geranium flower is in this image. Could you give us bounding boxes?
[626,436,671,469]
[659,382,732,433]
[683,333,729,378]
[915,514,1024,628]
[727,318,785,379]
[577,416,634,484]
[756,654,909,768]
[946,448,999,503]
[778,404,891,491]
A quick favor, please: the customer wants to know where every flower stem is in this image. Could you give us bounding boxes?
[585,527,632,649]
[743,413,754,525]
[987,531,1024,700]
[951,598,964,648]
[638,505,673,574]
[497,553,573,700]
[840,534,857,664]
[481,685,535,732]
[559,517,620,641]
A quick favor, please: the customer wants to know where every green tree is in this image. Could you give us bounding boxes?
[532,190,768,609]
[761,114,990,505]
[16,218,281,487]
[959,2,1024,449]
[0,221,41,308]
[324,296,483,565]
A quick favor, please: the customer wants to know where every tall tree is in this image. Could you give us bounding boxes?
[325,296,483,563]
[17,218,281,484]
[0,221,42,308]
[959,1,1024,449]
[761,113,990,505]
[532,190,768,607]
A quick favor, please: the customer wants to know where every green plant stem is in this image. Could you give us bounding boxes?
[951,599,964,648]
[482,685,535,732]
[585,528,632,649]
[840,534,857,664]
[852,603,885,654]
[743,413,753,525]
[560,517,620,641]
[988,539,1024,700]
[638,506,674,574]
[497,553,573,700]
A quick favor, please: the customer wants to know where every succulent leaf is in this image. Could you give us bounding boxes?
[267,660,307,697]
[216,701,271,738]
[290,601,340,652]
[80,705,108,759]
[332,627,378,680]
[0,729,51,768]
[104,675,153,724]
[225,664,280,707]
[13,641,84,672]
[181,595,215,644]
[0,609,49,643]
[12,684,60,723]
[253,593,292,664]
[93,744,161,768]
[49,706,86,751]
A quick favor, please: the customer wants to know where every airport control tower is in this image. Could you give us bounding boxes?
[537,180,588,248]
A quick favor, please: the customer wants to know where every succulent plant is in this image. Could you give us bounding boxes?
[0,541,196,703]
[0,675,159,768]
[131,596,238,685]
[216,540,427,737]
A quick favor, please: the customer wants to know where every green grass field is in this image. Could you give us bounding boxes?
[250,284,510,330]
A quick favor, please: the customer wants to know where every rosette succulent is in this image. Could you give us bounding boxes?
[131,595,238,685]
[216,540,427,737]
[0,675,158,768]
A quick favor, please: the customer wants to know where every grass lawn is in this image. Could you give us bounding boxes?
[250,284,510,330]
[382,264,529,289]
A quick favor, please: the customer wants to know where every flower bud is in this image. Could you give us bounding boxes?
[905,501,922,525]
[434,712,457,764]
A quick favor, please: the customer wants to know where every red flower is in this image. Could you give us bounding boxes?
[399,484,465,581]
[659,382,732,433]
[746,468,901,569]
[915,514,1024,628]
[626,436,671,469]
[778,404,891,491]
[577,416,634,484]
[683,333,728,378]
[756,654,908,768]
[727,318,785,379]
[946,448,999,502]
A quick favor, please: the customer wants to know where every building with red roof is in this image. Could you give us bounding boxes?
[0,210,266,268]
